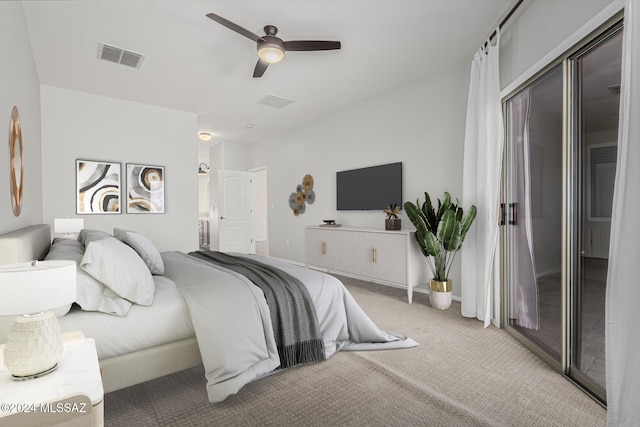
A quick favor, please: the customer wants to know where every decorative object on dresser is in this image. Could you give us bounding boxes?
[384,203,402,230]
[126,163,165,213]
[305,226,428,303]
[54,218,85,239]
[404,191,477,310]
[76,159,121,214]
[0,260,76,378]
[288,174,315,216]
[8,106,23,217]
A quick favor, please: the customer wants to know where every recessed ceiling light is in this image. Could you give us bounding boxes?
[246,124,255,129]
[198,132,212,141]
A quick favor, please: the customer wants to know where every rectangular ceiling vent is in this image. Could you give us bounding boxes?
[257,94,295,109]
[97,43,144,69]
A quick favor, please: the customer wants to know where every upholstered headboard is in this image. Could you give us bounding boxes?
[0,224,52,343]
[0,224,51,265]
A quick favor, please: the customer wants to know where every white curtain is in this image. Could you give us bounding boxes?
[606,0,640,424]
[461,29,504,327]
[506,88,540,330]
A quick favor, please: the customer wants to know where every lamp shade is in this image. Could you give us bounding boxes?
[0,260,76,316]
[54,218,84,235]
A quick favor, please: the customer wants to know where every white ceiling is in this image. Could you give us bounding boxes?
[21,0,516,148]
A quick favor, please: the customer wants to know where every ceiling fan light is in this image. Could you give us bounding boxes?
[258,44,284,64]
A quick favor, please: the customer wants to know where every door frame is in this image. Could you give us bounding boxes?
[500,16,622,405]
[249,166,269,257]
[217,169,255,254]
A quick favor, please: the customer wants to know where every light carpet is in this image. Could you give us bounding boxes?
[105,276,606,426]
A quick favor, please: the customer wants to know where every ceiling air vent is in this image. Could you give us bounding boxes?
[257,95,295,109]
[97,43,144,69]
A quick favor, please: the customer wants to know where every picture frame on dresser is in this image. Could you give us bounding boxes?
[126,163,165,214]
[76,159,121,215]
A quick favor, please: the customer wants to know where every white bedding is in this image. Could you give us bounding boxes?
[58,275,194,359]
[162,251,418,402]
[52,239,418,403]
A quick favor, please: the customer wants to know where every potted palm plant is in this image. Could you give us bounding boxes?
[404,192,477,310]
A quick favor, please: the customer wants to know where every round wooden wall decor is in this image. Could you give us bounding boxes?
[9,106,23,216]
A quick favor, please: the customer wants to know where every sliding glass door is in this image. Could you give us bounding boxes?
[504,65,564,365]
[570,26,622,399]
[502,20,622,403]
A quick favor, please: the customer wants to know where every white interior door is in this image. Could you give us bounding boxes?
[218,170,254,253]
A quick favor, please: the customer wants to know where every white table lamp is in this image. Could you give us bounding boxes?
[54,218,84,239]
[0,260,76,379]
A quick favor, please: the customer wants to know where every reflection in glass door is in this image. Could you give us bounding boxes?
[571,27,622,399]
[503,22,622,403]
[504,65,564,366]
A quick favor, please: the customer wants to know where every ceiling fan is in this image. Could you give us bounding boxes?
[206,12,341,78]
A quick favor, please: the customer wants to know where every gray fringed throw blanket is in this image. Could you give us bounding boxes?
[189,251,326,369]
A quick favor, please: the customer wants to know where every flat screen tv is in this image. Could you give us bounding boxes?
[336,162,402,210]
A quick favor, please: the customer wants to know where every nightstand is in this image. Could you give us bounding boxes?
[0,331,104,427]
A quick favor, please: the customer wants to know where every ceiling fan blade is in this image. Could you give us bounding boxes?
[283,40,341,51]
[206,13,264,43]
[253,59,269,78]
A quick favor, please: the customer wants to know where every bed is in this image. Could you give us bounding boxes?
[0,224,417,402]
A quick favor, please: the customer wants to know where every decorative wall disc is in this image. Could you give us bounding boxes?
[9,106,24,217]
[289,174,315,216]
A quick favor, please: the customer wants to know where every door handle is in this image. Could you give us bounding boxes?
[220,216,226,220]
[499,203,506,226]
[509,202,518,225]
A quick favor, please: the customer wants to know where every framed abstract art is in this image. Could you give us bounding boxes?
[76,159,121,214]
[126,163,165,213]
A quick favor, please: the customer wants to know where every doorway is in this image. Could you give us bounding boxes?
[251,167,268,257]
[502,21,622,403]
[210,167,268,255]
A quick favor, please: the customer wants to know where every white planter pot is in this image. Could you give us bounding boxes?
[429,279,452,310]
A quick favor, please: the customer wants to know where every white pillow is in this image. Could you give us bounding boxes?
[77,229,111,246]
[80,236,155,306]
[45,238,132,316]
[113,228,164,275]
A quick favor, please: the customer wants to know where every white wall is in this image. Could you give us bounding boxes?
[500,0,620,91]
[40,85,199,252]
[248,59,471,296]
[0,3,43,234]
